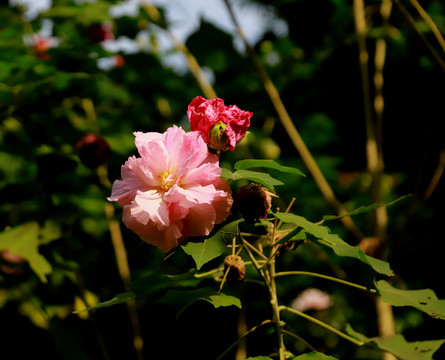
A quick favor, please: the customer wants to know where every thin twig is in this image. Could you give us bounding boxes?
[353,2,396,359]
[424,149,445,200]
[215,320,275,360]
[281,329,317,352]
[394,0,445,72]
[410,0,445,54]
[274,271,377,293]
[139,1,217,99]
[280,306,365,347]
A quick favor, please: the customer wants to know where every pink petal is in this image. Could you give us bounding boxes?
[164,184,216,207]
[135,190,170,228]
[134,131,162,156]
[181,162,221,186]
[123,205,183,252]
[184,203,216,237]
[213,180,234,224]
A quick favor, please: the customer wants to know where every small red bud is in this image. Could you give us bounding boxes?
[76,133,111,169]
[234,183,272,222]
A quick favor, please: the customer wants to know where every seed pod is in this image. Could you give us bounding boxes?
[76,133,111,169]
[224,255,246,283]
[234,183,272,222]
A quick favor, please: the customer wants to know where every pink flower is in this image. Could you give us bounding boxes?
[291,288,333,312]
[108,126,233,252]
[187,96,252,151]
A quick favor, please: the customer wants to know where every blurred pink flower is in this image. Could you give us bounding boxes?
[291,288,333,312]
[108,125,233,252]
[187,96,252,151]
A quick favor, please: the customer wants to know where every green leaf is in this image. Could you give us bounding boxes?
[274,212,393,276]
[130,271,201,297]
[73,292,136,313]
[234,159,305,177]
[130,272,176,298]
[0,222,52,283]
[347,326,445,360]
[182,219,242,270]
[376,280,445,320]
[159,287,241,318]
[322,194,411,221]
[244,357,273,360]
[293,352,339,359]
[182,236,226,270]
[221,168,283,191]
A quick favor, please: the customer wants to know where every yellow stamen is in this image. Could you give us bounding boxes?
[159,171,176,192]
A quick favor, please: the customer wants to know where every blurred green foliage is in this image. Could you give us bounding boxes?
[1,0,444,359]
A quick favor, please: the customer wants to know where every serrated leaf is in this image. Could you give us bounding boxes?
[376,280,445,320]
[0,222,52,283]
[294,352,339,359]
[347,325,445,360]
[182,219,242,270]
[234,159,305,177]
[159,287,241,318]
[274,212,393,276]
[322,194,410,221]
[73,292,136,313]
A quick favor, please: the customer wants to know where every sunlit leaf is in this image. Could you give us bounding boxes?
[234,159,305,177]
[221,168,283,191]
[274,212,393,276]
[347,326,445,360]
[73,292,136,313]
[376,280,445,320]
[182,219,242,270]
[0,222,52,283]
[159,287,241,317]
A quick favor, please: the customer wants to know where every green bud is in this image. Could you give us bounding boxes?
[208,121,230,151]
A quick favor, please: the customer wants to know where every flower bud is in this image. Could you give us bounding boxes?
[224,255,246,283]
[208,121,230,151]
[234,183,272,222]
[76,133,111,169]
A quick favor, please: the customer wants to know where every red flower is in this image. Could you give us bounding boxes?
[34,38,53,60]
[187,96,252,151]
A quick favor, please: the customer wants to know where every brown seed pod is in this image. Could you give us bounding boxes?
[224,255,246,282]
[234,183,272,223]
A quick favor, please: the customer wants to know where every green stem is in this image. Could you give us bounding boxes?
[242,238,285,359]
[274,271,376,293]
[280,306,365,347]
[281,329,317,352]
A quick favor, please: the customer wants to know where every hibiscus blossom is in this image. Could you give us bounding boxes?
[187,96,252,151]
[108,126,233,252]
